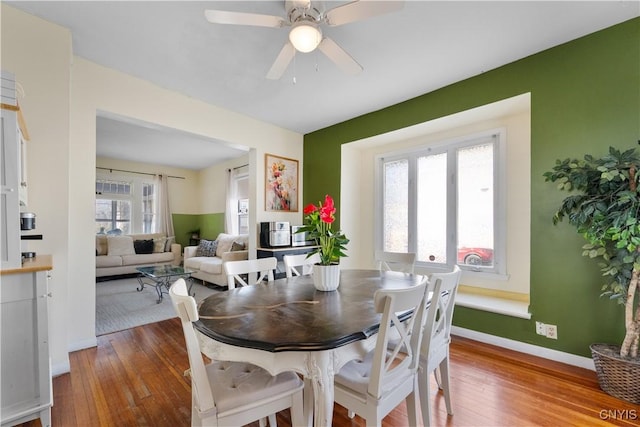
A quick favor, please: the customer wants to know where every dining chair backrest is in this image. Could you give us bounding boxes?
[283,252,321,278]
[419,264,462,427]
[169,279,215,414]
[169,278,305,427]
[333,276,430,426]
[375,250,416,274]
[224,257,276,289]
[422,265,461,360]
[368,279,429,398]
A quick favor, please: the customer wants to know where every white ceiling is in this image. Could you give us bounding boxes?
[8,1,639,170]
[96,114,249,170]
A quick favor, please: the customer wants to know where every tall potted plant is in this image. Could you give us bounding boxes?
[300,194,349,291]
[544,146,640,403]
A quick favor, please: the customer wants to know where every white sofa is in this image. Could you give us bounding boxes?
[96,233,181,278]
[183,233,249,287]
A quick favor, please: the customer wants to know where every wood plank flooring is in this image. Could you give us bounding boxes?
[20,318,640,426]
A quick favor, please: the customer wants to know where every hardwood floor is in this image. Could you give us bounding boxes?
[21,318,640,426]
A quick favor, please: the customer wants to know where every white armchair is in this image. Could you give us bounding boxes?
[183,233,248,287]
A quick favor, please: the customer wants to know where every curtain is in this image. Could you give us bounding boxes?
[224,168,234,234]
[156,174,174,236]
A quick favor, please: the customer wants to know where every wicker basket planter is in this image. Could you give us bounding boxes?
[590,343,640,404]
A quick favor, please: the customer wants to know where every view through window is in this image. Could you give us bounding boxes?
[380,133,500,272]
[95,177,155,235]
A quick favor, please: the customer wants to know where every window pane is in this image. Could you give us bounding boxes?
[95,199,113,220]
[457,143,494,267]
[95,199,131,234]
[96,179,132,195]
[417,153,447,263]
[142,183,155,234]
[383,159,408,252]
[116,221,131,235]
[115,200,131,234]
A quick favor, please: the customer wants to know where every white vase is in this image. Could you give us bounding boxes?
[312,264,340,291]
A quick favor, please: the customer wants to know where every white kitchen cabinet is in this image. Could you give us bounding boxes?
[19,133,28,207]
[1,71,28,270]
[1,256,53,427]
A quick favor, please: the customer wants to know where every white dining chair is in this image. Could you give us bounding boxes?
[283,252,321,278]
[418,265,462,427]
[224,257,277,289]
[169,279,305,427]
[333,277,430,427]
[375,250,416,274]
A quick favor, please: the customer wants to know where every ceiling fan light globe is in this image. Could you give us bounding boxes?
[289,21,322,53]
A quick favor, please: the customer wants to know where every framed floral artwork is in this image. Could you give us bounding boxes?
[265,153,298,212]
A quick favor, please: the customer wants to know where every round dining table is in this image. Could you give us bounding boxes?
[194,269,427,427]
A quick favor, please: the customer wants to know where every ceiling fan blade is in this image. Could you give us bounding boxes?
[204,9,286,28]
[318,37,363,75]
[325,0,404,27]
[266,43,296,80]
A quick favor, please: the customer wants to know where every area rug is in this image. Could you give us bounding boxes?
[96,277,222,336]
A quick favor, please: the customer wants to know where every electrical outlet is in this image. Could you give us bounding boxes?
[535,321,546,336]
[546,324,558,339]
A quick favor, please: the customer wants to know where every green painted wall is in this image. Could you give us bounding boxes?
[303,18,640,357]
[172,213,225,247]
[199,213,225,240]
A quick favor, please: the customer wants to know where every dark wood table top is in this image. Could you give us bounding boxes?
[195,269,426,352]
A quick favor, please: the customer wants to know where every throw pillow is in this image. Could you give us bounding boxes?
[230,241,245,252]
[107,235,135,256]
[164,236,175,252]
[96,235,108,256]
[153,237,166,253]
[196,239,218,257]
[134,239,154,254]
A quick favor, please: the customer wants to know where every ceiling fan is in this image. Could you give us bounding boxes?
[204,0,404,80]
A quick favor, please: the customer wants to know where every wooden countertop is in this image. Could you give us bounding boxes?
[1,255,53,275]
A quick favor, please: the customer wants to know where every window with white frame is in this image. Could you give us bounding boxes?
[95,176,156,235]
[377,130,505,275]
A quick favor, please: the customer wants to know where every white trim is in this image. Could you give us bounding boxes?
[452,326,595,371]
[455,292,531,319]
[51,360,71,376]
[375,130,506,276]
[68,336,98,352]
[95,171,156,234]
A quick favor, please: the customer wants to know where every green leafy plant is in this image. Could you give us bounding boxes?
[299,195,349,265]
[544,146,640,358]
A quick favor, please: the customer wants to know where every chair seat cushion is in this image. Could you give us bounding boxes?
[207,361,302,413]
[335,350,414,398]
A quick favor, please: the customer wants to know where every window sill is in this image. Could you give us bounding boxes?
[455,291,531,319]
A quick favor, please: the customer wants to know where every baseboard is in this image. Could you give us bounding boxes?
[52,337,98,376]
[452,326,595,371]
[68,336,98,353]
[52,360,71,377]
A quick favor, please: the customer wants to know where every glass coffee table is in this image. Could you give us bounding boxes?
[136,265,195,303]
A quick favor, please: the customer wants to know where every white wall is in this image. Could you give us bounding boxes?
[199,155,249,215]
[341,94,531,296]
[3,4,304,374]
[1,5,73,374]
[70,58,303,360]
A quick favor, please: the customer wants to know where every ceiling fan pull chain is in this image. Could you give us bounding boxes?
[293,54,297,85]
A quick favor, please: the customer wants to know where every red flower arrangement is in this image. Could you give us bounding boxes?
[299,195,349,265]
